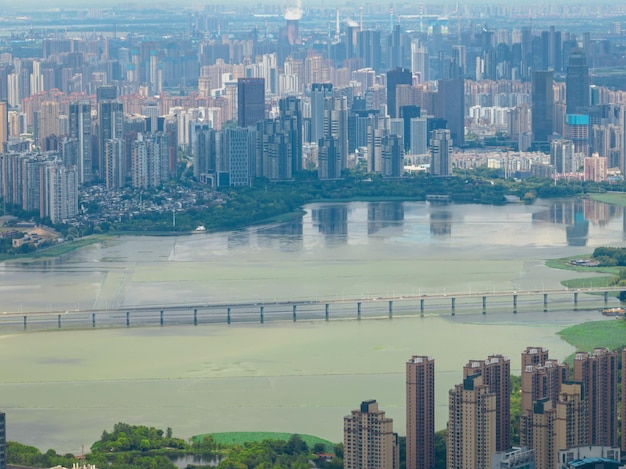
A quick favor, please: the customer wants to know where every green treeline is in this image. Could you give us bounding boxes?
[107,174,590,234]
[8,424,343,469]
[592,247,626,267]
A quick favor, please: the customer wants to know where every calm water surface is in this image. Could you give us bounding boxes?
[0,199,624,452]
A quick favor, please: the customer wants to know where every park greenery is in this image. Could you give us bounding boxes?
[7,423,343,469]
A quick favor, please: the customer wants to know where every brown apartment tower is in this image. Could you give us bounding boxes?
[344,400,399,469]
[463,354,511,451]
[573,348,618,447]
[447,373,496,469]
[406,356,435,469]
[521,346,569,415]
[622,348,626,452]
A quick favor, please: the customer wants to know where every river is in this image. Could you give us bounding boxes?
[0,199,624,453]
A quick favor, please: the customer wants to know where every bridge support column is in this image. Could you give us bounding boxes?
[325,304,329,321]
[23,315,26,330]
[357,302,361,320]
[193,309,197,326]
[160,310,164,326]
[420,299,424,316]
[388,301,393,318]
[293,305,297,322]
[482,296,487,308]
[451,298,456,313]
[574,292,578,304]
[92,313,96,328]
[604,292,609,303]
[58,314,61,328]
[513,294,517,313]
[260,306,264,324]
[227,307,231,325]
[126,311,130,327]
[544,294,548,306]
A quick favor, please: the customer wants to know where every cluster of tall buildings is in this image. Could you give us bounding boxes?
[344,347,626,469]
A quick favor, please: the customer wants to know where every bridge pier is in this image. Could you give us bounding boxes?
[544,294,548,311]
[388,301,393,318]
[357,302,361,320]
[325,304,329,321]
[161,310,164,326]
[451,297,456,313]
[227,307,231,325]
[23,315,26,330]
[574,292,578,304]
[482,296,487,309]
[604,292,609,303]
[260,306,264,324]
[193,309,197,326]
[92,313,96,328]
[293,305,297,322]
[58,314,61,329]
[513,294,517,313]
[420,299,424,316]
[126,311,130,327]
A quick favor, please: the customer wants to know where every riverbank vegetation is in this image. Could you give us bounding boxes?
[7,423,343,469]
[558,320,626,355]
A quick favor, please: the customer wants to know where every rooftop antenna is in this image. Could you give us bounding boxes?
[335,8,340,41]
[360,6,363,30]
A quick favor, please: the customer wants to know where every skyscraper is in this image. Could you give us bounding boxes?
[69,101,93,184]
[0,412,5,469]
[520,382,587,469]
[622,348,626,453]
[278,96,303,173]
[357,30,382,71]
[447,374,496,469]
[532,70,554,147]
[430,129,452,176]
[0,101,7,150]
[98,100,124,182]
[435,78,464,146]
[310,83,333,144]
[387,68,412,119]
[344,400,399,469]
[573,348,618,447]
[463,355,511,452]
[566,49,590,115]
[551,139,575,174]
[406,356,435,469]
[237,77,265,128]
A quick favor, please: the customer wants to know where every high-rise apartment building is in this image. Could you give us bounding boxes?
[98,100,124,182]
[532,70,554,146]
[237,77,265,128]
[573,348,618,447]
[0,412,5,469]
[430,129,452,176]
[0,101,7,150]
[344,400,399,469]
[357,30,382,72]
[550,139,575,174]
[463,355,511,452]
[622,348,626,453]
[447,374,496,469]
[520,382,587,469]
[521,347,569,415]
[406,356,435,469]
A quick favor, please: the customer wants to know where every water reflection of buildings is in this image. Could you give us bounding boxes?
[583,199,618,227]
[257,221,303,251]
[532,201,590,246]
[311,206,348,245]
[430,210,452,237]
[367,202,404,235]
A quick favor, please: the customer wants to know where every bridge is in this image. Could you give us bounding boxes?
[0,286,622,332]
